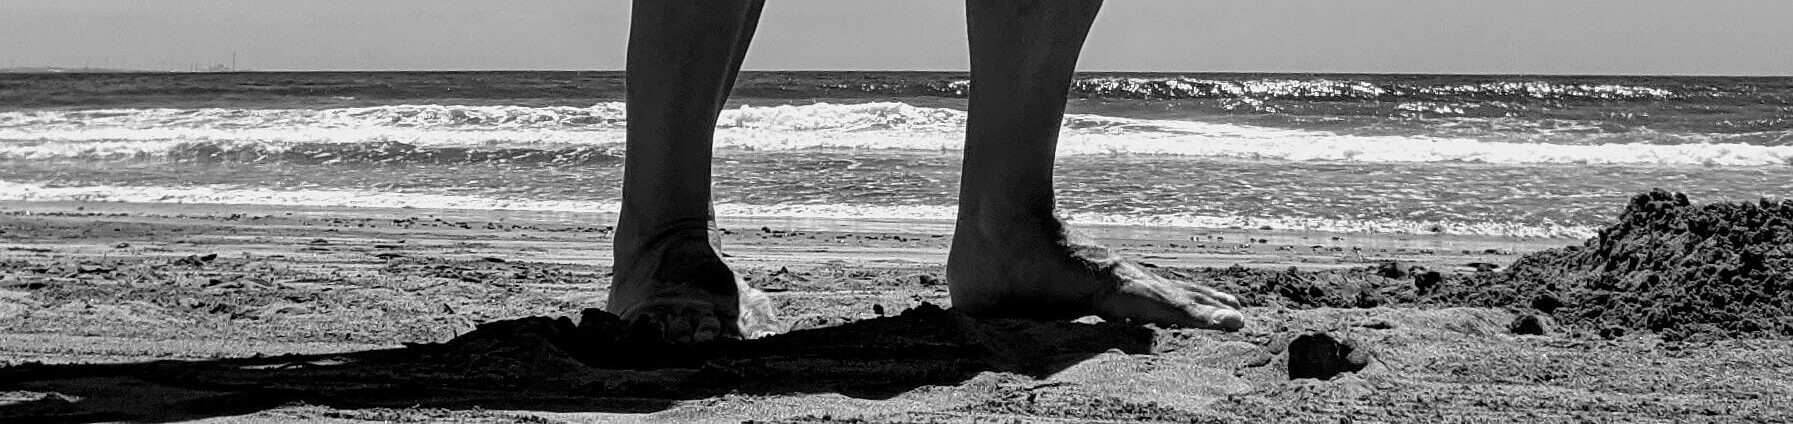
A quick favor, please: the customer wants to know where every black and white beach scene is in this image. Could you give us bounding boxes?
[3,1,1791,422]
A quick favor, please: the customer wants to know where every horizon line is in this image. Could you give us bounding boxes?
[4,67,1790,79]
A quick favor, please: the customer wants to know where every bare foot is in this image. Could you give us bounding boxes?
[947,215,1246,331]
[607,230,778,345]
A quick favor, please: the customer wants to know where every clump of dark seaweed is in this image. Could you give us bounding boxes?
[1165,265,1415,310]
[1454,190,1793,341]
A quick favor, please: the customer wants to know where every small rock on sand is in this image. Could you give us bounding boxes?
[1531,293,1564,313]
[1287,332,1370,380]
[1374,261,1410,280]
[1412,268,1443,294]
[1510,314,1548,335]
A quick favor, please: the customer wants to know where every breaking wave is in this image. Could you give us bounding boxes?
[0,181,1595,238]
[809,76,1690,102]
[3,102,1791,166]
[1067,77,1681,101]
[830,76,1691,103]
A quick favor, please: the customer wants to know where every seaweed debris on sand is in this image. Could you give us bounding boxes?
[1439,189,1793,341]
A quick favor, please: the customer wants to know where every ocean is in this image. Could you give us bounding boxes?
[2,71,1790,239]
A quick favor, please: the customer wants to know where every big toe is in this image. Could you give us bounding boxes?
[1208,308,1246,331]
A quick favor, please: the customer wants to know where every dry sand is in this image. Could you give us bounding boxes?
[1,200,1789,423]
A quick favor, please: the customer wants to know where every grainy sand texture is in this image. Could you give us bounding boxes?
[3,193,1791,423]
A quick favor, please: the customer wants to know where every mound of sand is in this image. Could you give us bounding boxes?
[1449,190,1793,341]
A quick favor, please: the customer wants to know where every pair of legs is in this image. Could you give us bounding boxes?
[609,0,1244,344]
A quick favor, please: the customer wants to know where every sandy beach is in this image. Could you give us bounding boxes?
[2,199,1788,423]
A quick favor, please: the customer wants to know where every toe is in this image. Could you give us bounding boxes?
[1176,302,1246,331]
[1208,308,1246,331]
[622,301,728,345]
[1190,283,1243,309]
[661,313,696,344]
[693,313,722,343]
[1212,291,1243,310]
[624,313,667,344]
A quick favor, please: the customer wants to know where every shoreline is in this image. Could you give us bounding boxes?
[0,200,1573,271]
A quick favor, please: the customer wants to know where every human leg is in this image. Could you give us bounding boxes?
[947,0,1245,330]
[609,0,777,344]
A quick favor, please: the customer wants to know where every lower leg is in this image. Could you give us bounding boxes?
[948,0,1244,330]
[609,0,776,343]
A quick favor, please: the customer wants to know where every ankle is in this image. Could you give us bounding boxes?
[615,216,715,261]
[958,205,1065,238]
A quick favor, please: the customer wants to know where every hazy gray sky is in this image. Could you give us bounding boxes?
[3,0,1791,75]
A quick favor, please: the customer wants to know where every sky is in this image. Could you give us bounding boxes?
[3,0,1791,76]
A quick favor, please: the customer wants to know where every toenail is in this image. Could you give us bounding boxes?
[1211,309,1245,331]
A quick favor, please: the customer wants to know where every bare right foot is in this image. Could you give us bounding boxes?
[947,214,1246,331]
[946,0,1242,330]
[607,230,777,345]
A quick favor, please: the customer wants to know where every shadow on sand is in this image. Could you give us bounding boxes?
[0,303,1154,423]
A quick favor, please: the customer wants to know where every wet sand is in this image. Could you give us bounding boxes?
[2,201,1789,423]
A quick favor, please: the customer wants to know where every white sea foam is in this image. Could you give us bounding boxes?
[3,102,1789,166]
[0,181,1597,238]
[1067,77,1678,101]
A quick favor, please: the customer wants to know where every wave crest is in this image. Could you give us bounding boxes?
[0,181,1594,238]
[4,102,1790,167]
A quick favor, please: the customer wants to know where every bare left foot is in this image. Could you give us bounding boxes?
[608,229,778,345]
